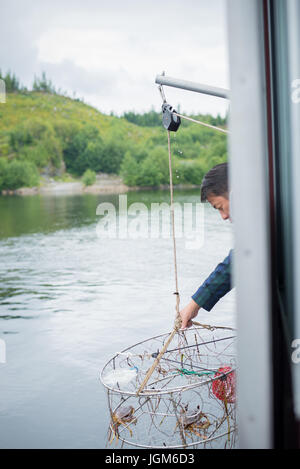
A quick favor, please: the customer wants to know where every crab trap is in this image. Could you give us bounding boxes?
[100,324,237,449]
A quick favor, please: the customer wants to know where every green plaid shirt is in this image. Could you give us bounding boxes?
[192,250,232,311]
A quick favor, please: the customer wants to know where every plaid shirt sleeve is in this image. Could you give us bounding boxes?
[191,250,232,312]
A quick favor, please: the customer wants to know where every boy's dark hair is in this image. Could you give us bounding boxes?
[200,162,228,202]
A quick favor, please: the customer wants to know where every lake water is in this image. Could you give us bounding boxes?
[0,190,235,449]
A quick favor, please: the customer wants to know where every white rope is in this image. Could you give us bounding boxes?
[137,130,181,395]
[174,112,229,134]
[167,129,181,328]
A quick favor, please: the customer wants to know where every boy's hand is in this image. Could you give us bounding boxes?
[179,300,200,329]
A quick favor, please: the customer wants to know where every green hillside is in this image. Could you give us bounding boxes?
[0,90,228,191]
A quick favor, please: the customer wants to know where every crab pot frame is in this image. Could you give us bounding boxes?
[101,325,237,449]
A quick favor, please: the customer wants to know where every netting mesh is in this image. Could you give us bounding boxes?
[100,325,237,448]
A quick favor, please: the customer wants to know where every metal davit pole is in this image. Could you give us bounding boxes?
[155,74,230,100]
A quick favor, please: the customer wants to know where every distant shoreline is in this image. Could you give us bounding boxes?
[1,173,201,197]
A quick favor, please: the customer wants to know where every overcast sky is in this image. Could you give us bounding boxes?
[1,0,229,116]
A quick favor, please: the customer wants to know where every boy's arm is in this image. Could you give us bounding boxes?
[180,250,232,329]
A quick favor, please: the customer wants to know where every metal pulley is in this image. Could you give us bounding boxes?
[162,103,181,132]
[158,83,181,132]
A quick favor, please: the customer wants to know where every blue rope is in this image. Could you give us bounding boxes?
[176,368,215,378]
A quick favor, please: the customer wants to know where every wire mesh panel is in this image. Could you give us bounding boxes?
[100,325,237,449]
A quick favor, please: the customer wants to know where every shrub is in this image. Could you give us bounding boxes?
[0,160,39,190]
[9,119,54,150]
[9,125,33,149]
[82,169,96,186]
[19,144,49,168]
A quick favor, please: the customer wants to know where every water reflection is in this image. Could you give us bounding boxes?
[0,190,202,239]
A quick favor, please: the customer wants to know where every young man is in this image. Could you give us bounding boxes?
[179,162,233,329]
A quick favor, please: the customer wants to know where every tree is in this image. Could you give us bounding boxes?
[138,147,170,186]
[75,138,104,174]
[33,72,56,94]
[0,70,22,92]
[100,139,125,174]
[63,125,101,175]
[120,151,140,186]
[122,109,161,127]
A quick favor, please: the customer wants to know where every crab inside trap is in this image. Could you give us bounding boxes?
[100,325,238,449]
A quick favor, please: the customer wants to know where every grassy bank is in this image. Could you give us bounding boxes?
[0,89,228,192]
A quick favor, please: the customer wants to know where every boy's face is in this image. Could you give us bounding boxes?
[207,193,230,221]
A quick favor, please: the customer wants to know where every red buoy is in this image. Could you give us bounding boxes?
[212,366,236,403]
